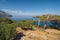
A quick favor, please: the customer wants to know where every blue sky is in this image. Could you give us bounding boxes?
[0,0,60,17]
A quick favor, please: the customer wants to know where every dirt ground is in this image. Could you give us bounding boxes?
[16,27,60,40]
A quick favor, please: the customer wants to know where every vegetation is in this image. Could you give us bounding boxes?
[0,10,35,40]
[33,14,60,29]
[0,18,35,40]
[34,14,60,21]
[0,18,16,40]
[0,13,60,40]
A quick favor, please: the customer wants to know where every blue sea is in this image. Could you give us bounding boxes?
[10,16,38,21]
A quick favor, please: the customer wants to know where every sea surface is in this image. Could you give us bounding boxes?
[10,16,38,21]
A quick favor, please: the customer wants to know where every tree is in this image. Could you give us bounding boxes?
[33,16,40,28]
[33,14,60,29]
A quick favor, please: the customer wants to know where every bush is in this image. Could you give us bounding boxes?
[0,20,16,40]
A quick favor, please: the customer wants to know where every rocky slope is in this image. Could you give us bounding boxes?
[16,27,60,40]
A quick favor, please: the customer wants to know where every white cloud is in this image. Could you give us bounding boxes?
[2,9,39,17]
[2,8,59,18]
[2,9,22,16]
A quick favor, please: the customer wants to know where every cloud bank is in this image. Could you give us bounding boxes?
[2,9,40,17]
[2,8,60,18]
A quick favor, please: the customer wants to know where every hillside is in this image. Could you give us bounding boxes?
[0,10,12,18]
[16,27,60,40]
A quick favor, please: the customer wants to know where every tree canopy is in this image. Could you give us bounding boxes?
[34,14,60,21]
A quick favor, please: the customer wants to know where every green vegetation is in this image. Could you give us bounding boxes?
[33,14,60,28]
[0,18,35,40]
[0,18,16,40]
[0,14,60,40]
[0,10,36,40]
[34,14,60,21]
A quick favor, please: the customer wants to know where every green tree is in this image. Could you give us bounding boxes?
[33,14,60,29]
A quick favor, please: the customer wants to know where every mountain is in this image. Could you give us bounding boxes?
[0,10,12,18]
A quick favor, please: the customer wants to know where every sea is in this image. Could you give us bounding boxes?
[10,16,38,21]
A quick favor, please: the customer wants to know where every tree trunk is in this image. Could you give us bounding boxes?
[43,24,47,30]
[37,19,40,28]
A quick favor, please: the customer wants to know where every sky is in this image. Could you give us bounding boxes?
[0,0,60,17]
